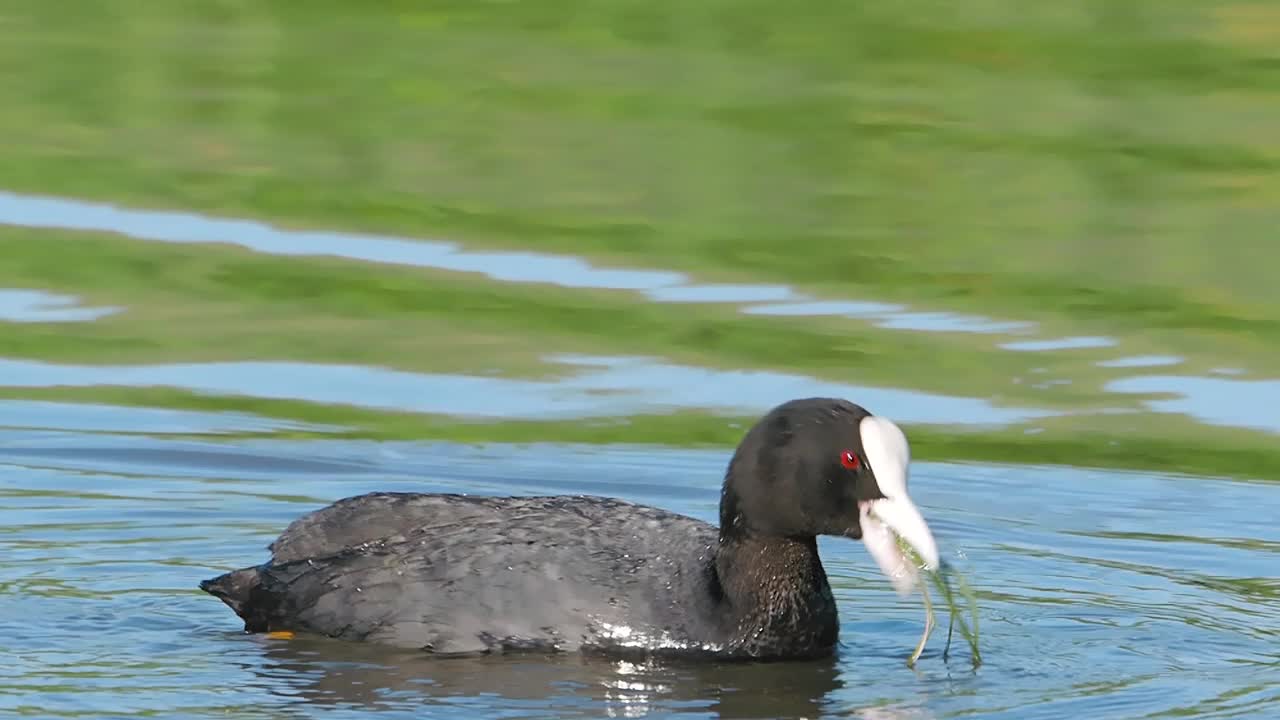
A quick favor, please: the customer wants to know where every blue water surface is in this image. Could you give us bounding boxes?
[1,401,1276,719]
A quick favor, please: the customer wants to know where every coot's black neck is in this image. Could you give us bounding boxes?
[711,531,839,659]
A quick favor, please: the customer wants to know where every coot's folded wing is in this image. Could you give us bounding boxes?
[268,492,496,563]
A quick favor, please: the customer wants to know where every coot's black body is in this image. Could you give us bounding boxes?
[201,398,939,660]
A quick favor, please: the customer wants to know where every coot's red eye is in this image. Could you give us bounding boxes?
[840,450,860,470]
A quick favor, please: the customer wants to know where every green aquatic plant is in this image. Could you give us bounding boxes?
[900,538,982,669]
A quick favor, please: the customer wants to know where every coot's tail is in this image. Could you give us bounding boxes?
[200,566,275,633]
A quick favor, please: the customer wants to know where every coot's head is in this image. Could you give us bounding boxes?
[720,398,939,593]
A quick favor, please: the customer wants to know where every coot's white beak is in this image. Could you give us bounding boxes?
[857,416,940,596]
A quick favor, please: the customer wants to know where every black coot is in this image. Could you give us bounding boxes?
[201,397,941,660]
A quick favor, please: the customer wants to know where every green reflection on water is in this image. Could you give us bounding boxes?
[1,0,1278,479]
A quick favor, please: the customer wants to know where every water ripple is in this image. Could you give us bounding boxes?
[0,190,1039,338]
[0,288,121,323]
[0,353,1056,426]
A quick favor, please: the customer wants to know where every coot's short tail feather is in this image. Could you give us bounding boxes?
[199,566,275,633]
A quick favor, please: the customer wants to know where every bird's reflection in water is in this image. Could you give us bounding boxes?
[252,635,850,719]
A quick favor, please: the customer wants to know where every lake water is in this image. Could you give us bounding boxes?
[3,402,1276,719]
